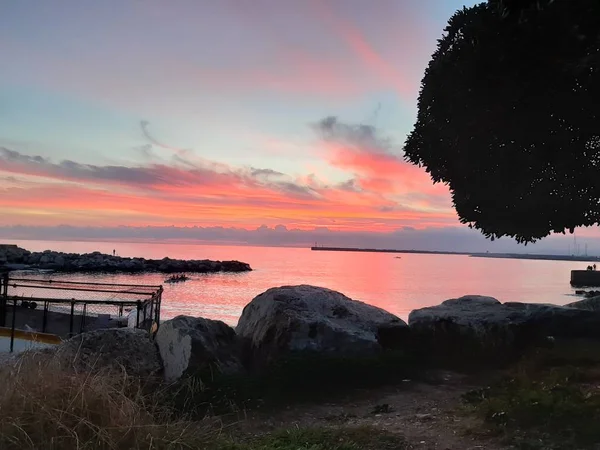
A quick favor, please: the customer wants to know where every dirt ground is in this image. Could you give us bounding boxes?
[240,371,508,450]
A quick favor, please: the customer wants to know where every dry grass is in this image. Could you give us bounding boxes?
[0,350,415,450]
[0,351,218,450]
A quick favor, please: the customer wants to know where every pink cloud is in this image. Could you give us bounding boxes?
[312,1,418,101]
[0,145,457,231]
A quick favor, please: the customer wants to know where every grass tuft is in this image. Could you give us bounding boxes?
[219,426,409,450]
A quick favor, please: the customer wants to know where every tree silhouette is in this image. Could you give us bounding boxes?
[404,0,600,243]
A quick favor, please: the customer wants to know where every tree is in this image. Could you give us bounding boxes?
[404,0,600,243]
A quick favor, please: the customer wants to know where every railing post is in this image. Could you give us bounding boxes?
[0,272,8,327]
[9,297,17,353]
[42,300,49,333]
[156,287,163,331]
[136,300,141,329]
[69,300,75,337]
[148,297,154,332]
[80,303,87,333]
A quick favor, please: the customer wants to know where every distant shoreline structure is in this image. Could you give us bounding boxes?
[310,246,600,262]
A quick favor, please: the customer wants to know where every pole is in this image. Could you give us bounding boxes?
[0,272,7,327]
[80,303,87,333]
[9,297,17,353]
[42,300,48,333]
[156,287,163,331]
[69,300,75,337]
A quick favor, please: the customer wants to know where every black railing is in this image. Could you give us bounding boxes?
[0,275,162,352]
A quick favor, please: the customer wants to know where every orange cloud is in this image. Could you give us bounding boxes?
[0,142,457,232]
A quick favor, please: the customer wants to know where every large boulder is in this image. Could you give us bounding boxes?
[565,296,600,312]
[54,328,161,377]
[156,316,244,382]
[409,295,600,365]
[236,285,409,366]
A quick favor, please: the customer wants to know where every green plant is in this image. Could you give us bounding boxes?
[216,426,409,450]
[463,346,600,449]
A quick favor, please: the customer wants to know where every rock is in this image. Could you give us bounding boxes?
[156,315,244,382]
[409,295,600,364]
[236,285,409,366]
[0,244,30,263]
[566,296,600,311]
[39,254,52,264]
[54,328,162,377]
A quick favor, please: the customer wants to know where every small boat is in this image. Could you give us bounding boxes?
[164,274,189,283]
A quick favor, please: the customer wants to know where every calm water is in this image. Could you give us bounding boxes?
[3,239,587,325]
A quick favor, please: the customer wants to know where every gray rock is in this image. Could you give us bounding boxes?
[54,328,161,377]
[236,285,409,365]
[156,315,243,382]
[565,296,600,312]
[0,244,30,263]
[409,295,600,364]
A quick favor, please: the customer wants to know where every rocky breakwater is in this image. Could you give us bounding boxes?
[0,244,251,274]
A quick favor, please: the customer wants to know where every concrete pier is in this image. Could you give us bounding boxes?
[571,270,600,286]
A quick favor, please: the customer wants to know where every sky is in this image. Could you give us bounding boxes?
[1,0,599,253]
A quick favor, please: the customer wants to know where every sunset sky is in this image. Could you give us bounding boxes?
[1,0,597,252]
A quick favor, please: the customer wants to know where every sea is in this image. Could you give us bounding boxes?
[2,239,589,326]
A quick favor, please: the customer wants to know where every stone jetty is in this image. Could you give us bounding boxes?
[0,244,251,274]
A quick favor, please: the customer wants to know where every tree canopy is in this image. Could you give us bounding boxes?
[404,0,600,243]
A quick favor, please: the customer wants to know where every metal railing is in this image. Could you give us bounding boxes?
[0,274,162,352]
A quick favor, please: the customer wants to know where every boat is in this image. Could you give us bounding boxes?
[164,274,189,283]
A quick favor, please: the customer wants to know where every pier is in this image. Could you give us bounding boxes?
[311,246,600,263]
[571,270,600,287]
